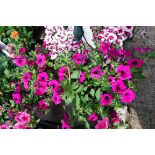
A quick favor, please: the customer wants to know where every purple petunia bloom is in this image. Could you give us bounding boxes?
[111,79,127,94]
[116,64,132,80]
[38,99,49,110]
[98,42,110,55]
[51,92,62,105]
[13,55,27,67]
[127,58,144,68]
[48,80,60,92]
[61,114,71,129]
[37,72,49,83]
[23,82,29,90]
[100,93,113,106]
[121,89,136,104]
[34,82,47,96]
[90,66,104,79]
[95,117,109,129]
[58,66,67,81]
[72,53,86,65]
[79,72,86,83]
[0,124,9,129]
[15,112,30,124]
[88,113,98,122]
[15,85,21,94]
[12,93,22,104]
[22,72,32,82]
[36,54,46,67]
[19,47,26,54]
[108,76,115,84]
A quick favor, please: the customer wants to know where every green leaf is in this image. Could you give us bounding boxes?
[95,88,101,101]
[71,82,79,90]
[71,70,80,79]
[90,89,95,97]
[76,94,80,108]
[9,100,15,107]
[4,69,10,77]
[75,85,84,93]
[61,79,68,88]
[65,95,75,105]
[109,70,116,75]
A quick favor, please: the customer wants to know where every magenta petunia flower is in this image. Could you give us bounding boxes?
[15,85,21,94]
[111,79,127,94]
[36,54,46,67]
[116,64,132,80]
[23,82,29,89]
[36,47,41,53]
[109,48,120,58]
[121,89,136,104]
[108,76,115,84]
[48,80,60,92]
[15,112,30,124]
[22,72,32,82]
[38,65,47,72]
[27,60,35,67]
[90,66,104,79]
[38,99,49,110]
[19,47,26,54]
[79,72,85,83]
[58,66,67,81]
[118,49,132,58]
[13,55,27,67]
[88,113,98,122]
[37,72,48,83]
[9,109,15,118]
[112,117,120,125]
[62,120,71,129]
[0,124,9,129]
[95,117,109,129]
[73,53,86,65]
[63,113,69,122]
[19,112,30,124]
[34,87,46,96]
[39,82,47,90]
[51,93,62,105]
[61,113,71,129]
[127,58,144,68]
[98,42,110,55]
[13,123,27,129]
[109,109,120,126]
[100,93,113,106]
[34,82,47,96]
[42,40,46,48]
[12,93,22,104]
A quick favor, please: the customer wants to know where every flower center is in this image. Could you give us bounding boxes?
[132,61,138,65]
[108,78,112,82]
[124,93,129,96]
[94,70,99,74]
[22,116,27,121]
[121,71,125,75]
[18,59,22,63]
[116,85,120,91]
[104,96,109,100]
[42,103,45,107]
[38,59,42,62]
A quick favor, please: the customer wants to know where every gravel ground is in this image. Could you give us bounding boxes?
[124,26,155,129]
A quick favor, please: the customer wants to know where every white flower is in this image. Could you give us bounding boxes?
[50,53,58,60]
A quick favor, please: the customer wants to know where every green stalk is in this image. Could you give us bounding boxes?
[65,50,71,85]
